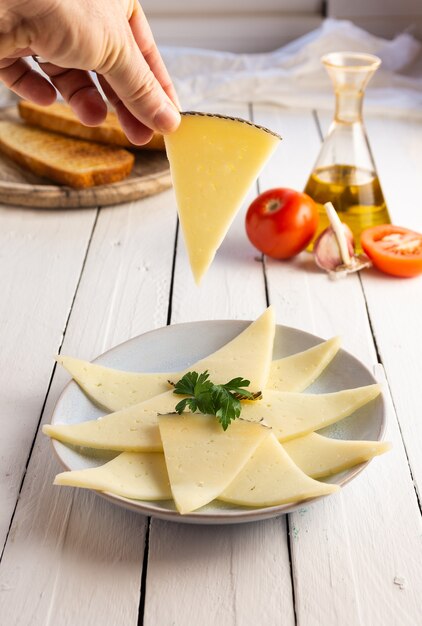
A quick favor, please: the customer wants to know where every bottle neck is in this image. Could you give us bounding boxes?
[334,90,363,123]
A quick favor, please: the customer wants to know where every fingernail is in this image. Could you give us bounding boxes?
[154,102,181,133]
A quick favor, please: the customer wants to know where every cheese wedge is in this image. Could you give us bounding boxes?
[268,336,341,392]
[220,434,338,507]
[241,384,381,441]
[57,307,275,411]
[43,383,381,452]
[54,452,171,500]
[164,112,281,283]
[158,413,270,514]
[283,432,391,479]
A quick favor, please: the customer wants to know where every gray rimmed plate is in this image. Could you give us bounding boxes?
[50,321,385,524]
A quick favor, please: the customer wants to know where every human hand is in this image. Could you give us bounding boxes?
[0,0,180,144]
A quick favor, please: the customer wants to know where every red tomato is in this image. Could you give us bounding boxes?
[245,188,318,259]
[361,225,422,278]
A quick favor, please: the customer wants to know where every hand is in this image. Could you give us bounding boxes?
[0,0,180,144]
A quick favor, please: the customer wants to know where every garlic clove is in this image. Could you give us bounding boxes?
[314,225,354,271]
[313,202,371,279]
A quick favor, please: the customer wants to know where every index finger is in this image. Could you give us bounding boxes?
[129,7,180,109]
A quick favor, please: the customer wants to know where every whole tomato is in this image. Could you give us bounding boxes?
[245,188,318,259]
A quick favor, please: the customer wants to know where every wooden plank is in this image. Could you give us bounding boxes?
[254,104,422,625]
[0,205,96,550]
[143,102,295,626]
[359,115,422,499]
[0,192,178,625]
[288,366,422,626]
[145,518,293,626]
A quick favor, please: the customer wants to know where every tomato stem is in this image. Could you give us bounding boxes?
[266,200,281,213]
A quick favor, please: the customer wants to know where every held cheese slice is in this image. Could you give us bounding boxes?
[241,384,381,441]
[57,306,275,411]
[268,336,341,392]
[164,112,281,283]
[54,452,171,500]
[43,383,381,452]
[219,434,338,507]
[158,413,270,514]
[283,432,391,479]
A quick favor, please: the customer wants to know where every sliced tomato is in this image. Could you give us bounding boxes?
[361,225,422,278]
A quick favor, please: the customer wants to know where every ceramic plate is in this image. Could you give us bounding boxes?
[50,321,385,524]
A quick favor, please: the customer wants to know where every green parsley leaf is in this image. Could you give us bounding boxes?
[171,371,259,430]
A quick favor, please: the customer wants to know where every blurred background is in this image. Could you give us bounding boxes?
[142,0,421,53]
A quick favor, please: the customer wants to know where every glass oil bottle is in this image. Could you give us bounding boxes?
[304,52,391,251]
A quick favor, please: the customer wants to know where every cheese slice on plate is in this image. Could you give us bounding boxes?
[56,357,170,412]
[51,433,390,505]
[57,306,275,411]
[164,112,281,283]
[158,413,269,514]
[220,434,338,507]
[54,452,171,500]
[43,383,381,452]
[283,432,391,479]
[268,336,341,392]
[241,384,381,441]
[43,390,175,451]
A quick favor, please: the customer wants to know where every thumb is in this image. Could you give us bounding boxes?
[101,36,180,134]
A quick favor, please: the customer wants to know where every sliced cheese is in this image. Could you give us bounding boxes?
[43,383,381,453]
[52,433,390,506]
[43,390,175,451]
[268,336,341,392]
[164,112,281,283]
[158,413,269,514]
[241,384,381,441]
[56,356,170,412]
[283,432,391,479]
[54,452,171,500]
[191,305,275,392]
[220,434,338,507]
[57,306,275,411]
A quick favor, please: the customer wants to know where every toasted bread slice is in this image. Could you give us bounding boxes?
[0,121,135,188]
[18,100,165,150]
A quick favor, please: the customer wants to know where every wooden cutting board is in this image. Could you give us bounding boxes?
[0,106,172,209]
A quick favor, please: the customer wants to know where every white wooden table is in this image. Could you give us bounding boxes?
[0,102,421,626]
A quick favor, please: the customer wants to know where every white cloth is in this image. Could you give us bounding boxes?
[160,19,422,119]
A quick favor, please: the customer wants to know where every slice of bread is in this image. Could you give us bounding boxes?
[0,121,135,188]
[18,100,165,150]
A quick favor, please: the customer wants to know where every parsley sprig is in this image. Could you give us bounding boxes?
[170,370,261,431]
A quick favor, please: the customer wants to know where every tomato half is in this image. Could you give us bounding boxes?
[245,188,318,259]
[361,225,422,278]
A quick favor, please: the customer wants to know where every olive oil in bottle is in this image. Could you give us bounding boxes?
[305,52,391,252]
[304,165,390,251]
